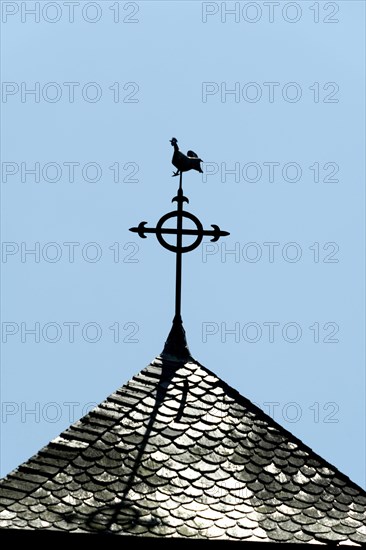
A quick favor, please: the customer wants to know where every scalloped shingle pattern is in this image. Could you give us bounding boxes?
[1,357,365,544]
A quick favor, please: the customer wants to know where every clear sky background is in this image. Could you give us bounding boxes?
[1,1,365,489]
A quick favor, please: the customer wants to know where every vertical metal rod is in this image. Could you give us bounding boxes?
[175,172,183,318]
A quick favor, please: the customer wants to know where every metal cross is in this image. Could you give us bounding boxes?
[130,172,230,319]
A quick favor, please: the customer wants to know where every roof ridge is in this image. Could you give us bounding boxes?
[192,360,366,497]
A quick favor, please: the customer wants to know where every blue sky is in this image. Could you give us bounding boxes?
[1,1,365,488]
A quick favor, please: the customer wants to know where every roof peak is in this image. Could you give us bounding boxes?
[1,356,366,542]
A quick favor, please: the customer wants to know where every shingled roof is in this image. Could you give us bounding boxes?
[1,342,366,545]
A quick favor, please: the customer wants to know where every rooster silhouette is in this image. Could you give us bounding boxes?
[170,138,203,177]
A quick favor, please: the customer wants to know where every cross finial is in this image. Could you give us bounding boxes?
[129,139,229,360]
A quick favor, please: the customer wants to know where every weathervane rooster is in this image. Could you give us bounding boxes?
[130,137,229,357]
[170,137,203,177]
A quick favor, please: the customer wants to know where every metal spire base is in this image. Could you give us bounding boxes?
[160,315,193,362]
